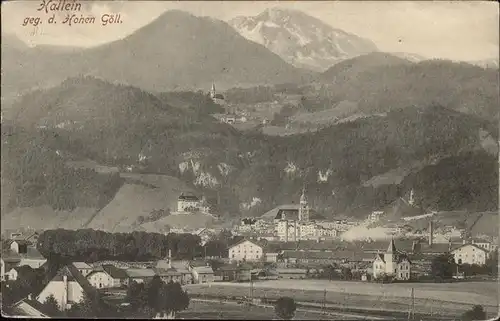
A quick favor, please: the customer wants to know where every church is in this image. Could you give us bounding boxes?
[274,188,314,242]
[372,239,412,281]
[209,83,225,105]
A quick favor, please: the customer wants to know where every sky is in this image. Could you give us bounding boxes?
[2,0,498,61]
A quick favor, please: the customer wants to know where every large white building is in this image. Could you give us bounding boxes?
[177,193,209,213]
[274,188,316,241]
[451,244,489,266]
[228,239,263,262]
[372,239,412,281]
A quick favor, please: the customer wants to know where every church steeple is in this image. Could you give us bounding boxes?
[210,83,216,99]
[300,186,307,204]
[299,185,309,222]
[387,238,397,254]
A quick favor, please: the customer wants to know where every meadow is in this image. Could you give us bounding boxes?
[186,279,498,318]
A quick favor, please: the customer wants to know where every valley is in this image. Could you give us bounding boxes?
[1,7,498,236]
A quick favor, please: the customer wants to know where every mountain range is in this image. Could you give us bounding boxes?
[1,10,313,108]
[229,7,378,71]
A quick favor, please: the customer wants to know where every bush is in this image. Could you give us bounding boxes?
[461,305,486,321]
[274,297,297,320]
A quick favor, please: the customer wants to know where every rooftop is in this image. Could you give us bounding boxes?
[102,264,128,279]
[125,268,156,278]
[72,262,92,269]
[178,193,199,201]
[193,266,214,274]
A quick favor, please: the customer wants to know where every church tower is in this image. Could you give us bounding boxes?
[210,83,216,100]
[298,186,309,222]
[384,238,397,276]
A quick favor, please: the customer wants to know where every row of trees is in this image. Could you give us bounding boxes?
[37,229,203,262]
[125,277,190,318]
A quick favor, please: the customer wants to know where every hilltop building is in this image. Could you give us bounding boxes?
[177,193,210,213]
[372,239,412,280]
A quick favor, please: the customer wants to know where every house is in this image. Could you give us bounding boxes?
[451,244,489,266]
[215,265,239,281]
[470,238,496,252]
[194,228,215,245]
[1,250,21,281]
[72,262,93,277]
[18,247,47,269]
[189,264,214,284]
[372,239,412,281]
[8,297,50,318]
[154,268,183,284]
[25,232,40,245]
[10,239,30,254]
[177,193,201,212]
[5,267,21,281]
[36,265,97,311]
[124,268,156,285]
[4,240,47,269]
[228,239,264,262]
[87,264,128,289]
[264,252,279,263]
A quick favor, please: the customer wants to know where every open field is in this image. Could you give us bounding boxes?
[178,299,376,320]
[186,279,498,318]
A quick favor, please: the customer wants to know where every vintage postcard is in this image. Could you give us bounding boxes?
[1,0,499,319]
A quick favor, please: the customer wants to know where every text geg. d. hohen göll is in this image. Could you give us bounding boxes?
[23,0,122,27]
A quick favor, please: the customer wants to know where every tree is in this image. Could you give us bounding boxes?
[485,250,498,277]
[431,253,456,281]
[461,305,486,321]
[274,297,297,320]
[341,267,353,280]
[70,291,103,317]
[157,281,190,319]
[43,294,60,316]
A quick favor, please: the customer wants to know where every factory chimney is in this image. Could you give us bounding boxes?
[428,219,433,247]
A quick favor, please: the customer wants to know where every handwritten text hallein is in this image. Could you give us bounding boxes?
[37,0,82,14]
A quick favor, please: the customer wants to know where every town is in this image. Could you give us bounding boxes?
[1,188,497,319]
[1,1,498,320]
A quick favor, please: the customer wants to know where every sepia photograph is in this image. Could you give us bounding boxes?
[1,0,499,319]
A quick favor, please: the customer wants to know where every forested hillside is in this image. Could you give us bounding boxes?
[2,77,498,226]
[319,56,499,120]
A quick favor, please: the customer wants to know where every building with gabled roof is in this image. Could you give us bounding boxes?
[36,264,97,311]
[87,264,128,289]
[8,297,51,318]
[372,239,412,281]
[450,243,489,266]
[71,262,93,277]
[228,239,264,262]
[124,268,156,284]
